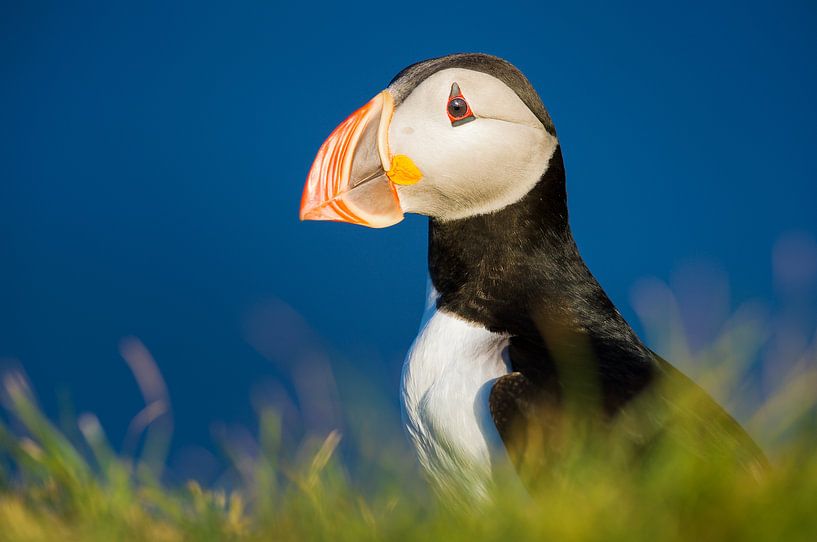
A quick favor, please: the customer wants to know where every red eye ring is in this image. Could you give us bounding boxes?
[447,82,475,126]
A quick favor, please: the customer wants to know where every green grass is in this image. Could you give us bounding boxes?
[1,359,817,542]
[2,294,817,541]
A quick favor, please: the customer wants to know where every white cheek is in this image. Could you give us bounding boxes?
[391,116,557,220]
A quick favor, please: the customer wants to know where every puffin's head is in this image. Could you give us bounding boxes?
[300,53,559,227]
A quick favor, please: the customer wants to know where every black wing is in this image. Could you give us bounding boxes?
[489,335,768,484]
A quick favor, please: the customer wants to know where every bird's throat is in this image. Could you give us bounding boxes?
[428,145,575,336]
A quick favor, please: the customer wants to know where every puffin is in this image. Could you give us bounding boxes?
[299,53,766,498]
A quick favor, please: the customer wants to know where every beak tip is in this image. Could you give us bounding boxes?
[298,207,316,222]
[298,202,337,224]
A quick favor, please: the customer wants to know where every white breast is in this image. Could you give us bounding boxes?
[400,287,512,498]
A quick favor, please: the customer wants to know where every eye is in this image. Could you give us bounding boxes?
[447,97,468,118]
[447,82,475,126]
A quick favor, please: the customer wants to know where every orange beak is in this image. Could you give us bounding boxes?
[299,90,405,228]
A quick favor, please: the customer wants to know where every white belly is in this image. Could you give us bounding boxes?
[400,297,511,498]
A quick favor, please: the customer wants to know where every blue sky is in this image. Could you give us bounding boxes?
[2,1,816,469]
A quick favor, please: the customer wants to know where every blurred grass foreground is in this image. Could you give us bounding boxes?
[2,249,817,541]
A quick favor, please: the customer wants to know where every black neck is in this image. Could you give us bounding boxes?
[429,146,571,334]
[428,146,655,409]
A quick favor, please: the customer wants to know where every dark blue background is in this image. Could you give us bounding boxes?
[2,1,816,471]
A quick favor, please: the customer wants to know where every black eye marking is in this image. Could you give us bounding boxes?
[447,82,475,127]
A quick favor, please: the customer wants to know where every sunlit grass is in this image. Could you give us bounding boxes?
[2,256,817,541]
[1,369,816,542]
[2,349,817,541]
